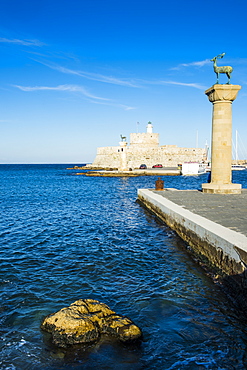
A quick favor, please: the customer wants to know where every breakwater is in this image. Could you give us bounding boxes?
[1,165,247,369]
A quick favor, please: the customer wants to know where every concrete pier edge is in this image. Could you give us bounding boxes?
[137,188,247,311]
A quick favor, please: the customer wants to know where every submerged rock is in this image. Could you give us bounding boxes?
[41,299,142,347]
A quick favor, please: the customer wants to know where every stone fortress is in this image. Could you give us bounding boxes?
[89,122,207,169]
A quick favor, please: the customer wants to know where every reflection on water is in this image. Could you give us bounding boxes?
[1,165,247,369]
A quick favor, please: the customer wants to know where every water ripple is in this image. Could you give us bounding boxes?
[0,165,247,369]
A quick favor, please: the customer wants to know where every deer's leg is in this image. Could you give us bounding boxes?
[216,72,219,84]
[226,72,230,84]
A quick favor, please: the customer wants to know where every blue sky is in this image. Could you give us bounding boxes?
[1,0,247,163]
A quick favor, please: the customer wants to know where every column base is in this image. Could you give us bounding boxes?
[202,183,242,194]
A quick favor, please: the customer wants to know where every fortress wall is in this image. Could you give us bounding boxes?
[92,146,121,168]
[127,147,206,168]
[92,146,206,169]
[96,146,120,155]
[127,147,163,168]
[130,133,159,147]
[159,146,206,164]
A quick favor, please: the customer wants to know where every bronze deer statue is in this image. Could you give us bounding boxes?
[211,53,233,84]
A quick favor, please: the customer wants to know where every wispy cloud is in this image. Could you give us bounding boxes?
[156,80,206,90]
[34,60,205,90]
[83,99,136,110]
[0,38,45,46]
[138,78,205,90]
[14,84,109,100]
[33,60,141,87]
[171,59,211,70]
[180,59,211,67]
[123,106,136,111]
[14,84,135,110]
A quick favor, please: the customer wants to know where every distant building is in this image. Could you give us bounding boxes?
[90,122,207,169]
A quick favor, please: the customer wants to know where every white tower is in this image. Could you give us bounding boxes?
[119,138,128,171]
[146,121,153,133]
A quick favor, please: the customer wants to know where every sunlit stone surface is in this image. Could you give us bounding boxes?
[41,299,142,347]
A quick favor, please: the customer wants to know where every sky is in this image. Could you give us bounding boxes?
[1,0,247,163]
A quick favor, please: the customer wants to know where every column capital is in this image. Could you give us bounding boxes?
[205,84,241,103]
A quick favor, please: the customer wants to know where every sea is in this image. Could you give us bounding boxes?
[1,164,247,370]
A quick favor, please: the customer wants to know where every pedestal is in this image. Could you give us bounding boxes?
[119,141,128,171]
[202,84,242,194]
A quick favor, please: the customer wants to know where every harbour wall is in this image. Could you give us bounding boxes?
[137,189,247,311]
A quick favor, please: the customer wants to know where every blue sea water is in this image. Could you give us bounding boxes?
[1,164,247,370]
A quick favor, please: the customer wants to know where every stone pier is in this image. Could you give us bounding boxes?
[137,188,247,311]
[202,84,242,194]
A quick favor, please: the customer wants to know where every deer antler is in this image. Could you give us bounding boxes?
[217,52,225,59]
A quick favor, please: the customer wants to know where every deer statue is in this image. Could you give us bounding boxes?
[120,134,126,142]
[210,53,233,84]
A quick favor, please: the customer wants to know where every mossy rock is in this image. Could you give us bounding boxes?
[41,299,142,347]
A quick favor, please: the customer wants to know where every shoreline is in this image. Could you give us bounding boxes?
[67,166,181,177]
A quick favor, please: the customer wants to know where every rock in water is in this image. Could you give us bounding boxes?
[41,299,142,347]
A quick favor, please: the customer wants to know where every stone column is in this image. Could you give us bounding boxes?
[119,141,128,171]
[202,84,242,194]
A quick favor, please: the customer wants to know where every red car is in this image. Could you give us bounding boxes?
[152,164,163,168]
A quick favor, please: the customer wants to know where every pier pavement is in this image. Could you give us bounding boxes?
[152,188,247,237]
